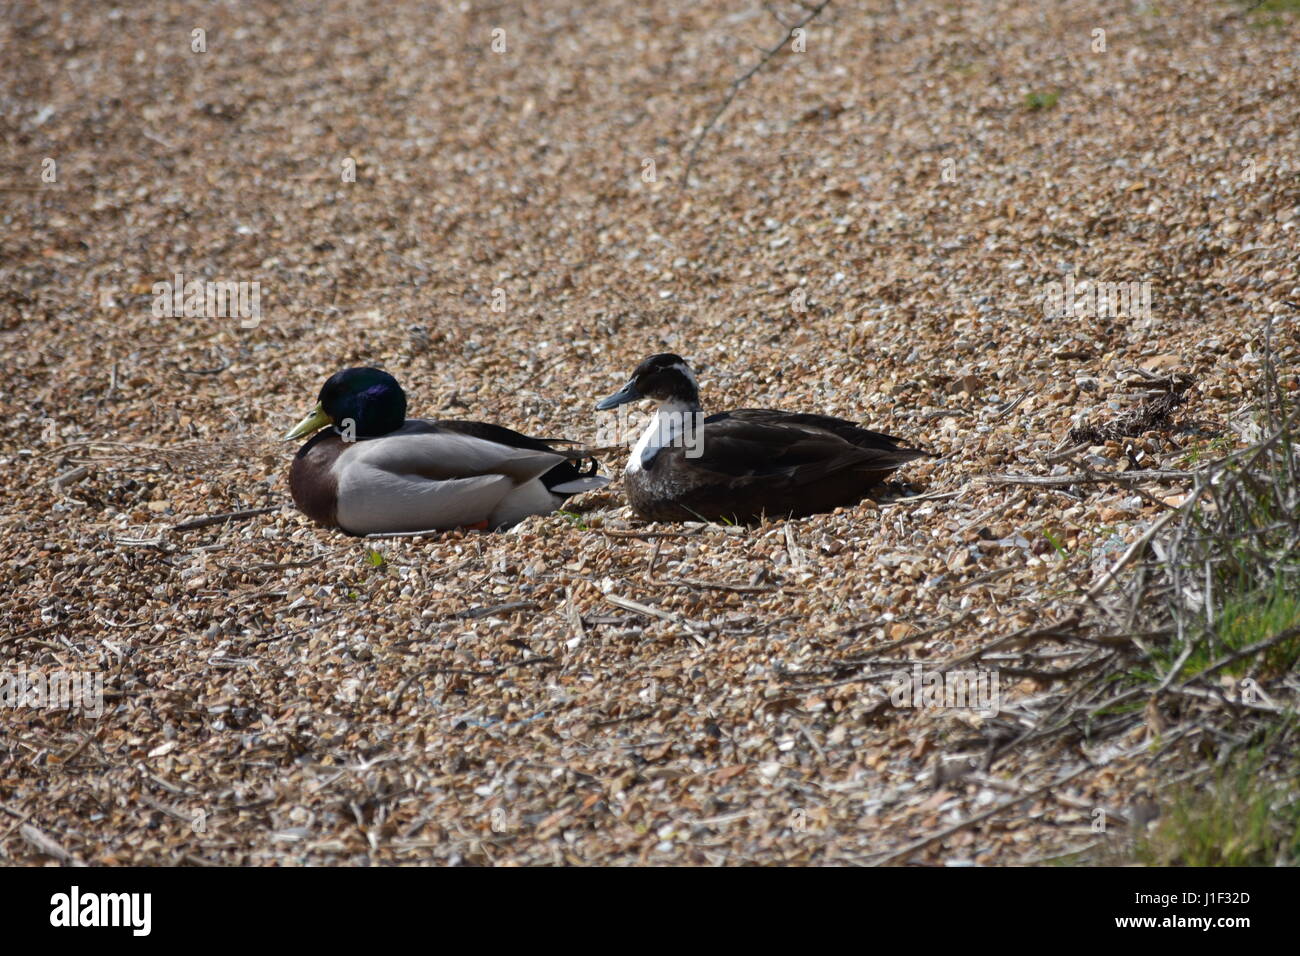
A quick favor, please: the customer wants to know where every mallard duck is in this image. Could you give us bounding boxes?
[285,367,607,534]
[595,353,931,522]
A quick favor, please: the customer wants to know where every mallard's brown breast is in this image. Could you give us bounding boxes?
[289,431,344,528]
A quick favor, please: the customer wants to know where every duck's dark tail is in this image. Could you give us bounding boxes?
[540,451,610,496]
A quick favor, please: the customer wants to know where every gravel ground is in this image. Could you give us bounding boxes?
[2,0,1297,865]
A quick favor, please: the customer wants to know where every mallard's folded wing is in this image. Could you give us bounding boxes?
[329,424,571,533]
[430,420,610,494]
[349,422,568,483]
[430,419,573,454]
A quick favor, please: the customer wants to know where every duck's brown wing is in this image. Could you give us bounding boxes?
[676,418,922,486]
[712,408,926,454]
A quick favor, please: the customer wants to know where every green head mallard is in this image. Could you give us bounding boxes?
[286,367,607,535]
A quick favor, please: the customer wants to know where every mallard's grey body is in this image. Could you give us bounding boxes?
[286,369,605,535]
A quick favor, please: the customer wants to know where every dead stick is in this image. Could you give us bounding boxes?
[172,505,281,531]
[984,470,1195,489]
[681,0,834,186]
[871,764,1091,866]
[1086,508,1179,598]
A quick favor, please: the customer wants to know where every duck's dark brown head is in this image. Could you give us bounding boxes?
[596,353,700,409]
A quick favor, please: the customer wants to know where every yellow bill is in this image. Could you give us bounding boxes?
[284,402,333,440]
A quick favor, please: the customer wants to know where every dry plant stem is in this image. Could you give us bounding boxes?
[871,765,1092,866]
[681,0,834,186]
[985,469,1195,489]
[172,506,282,531]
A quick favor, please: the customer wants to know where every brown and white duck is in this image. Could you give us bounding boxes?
[595,354,930,523]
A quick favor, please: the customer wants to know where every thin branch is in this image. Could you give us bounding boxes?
[171,505,282,531]
[870,765,1092,866]
[984,469,1196,489]
[681,0,833,187]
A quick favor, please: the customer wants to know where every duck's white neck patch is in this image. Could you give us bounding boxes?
[627,399,704,474]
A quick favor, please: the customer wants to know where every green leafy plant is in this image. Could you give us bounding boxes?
[1241,0,1300,28]
[1024,90,1059,111]
[1136,734,1300,866]
[1042,529,1070,560]
[556,509,588,530]
[1179,434,1233,468]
